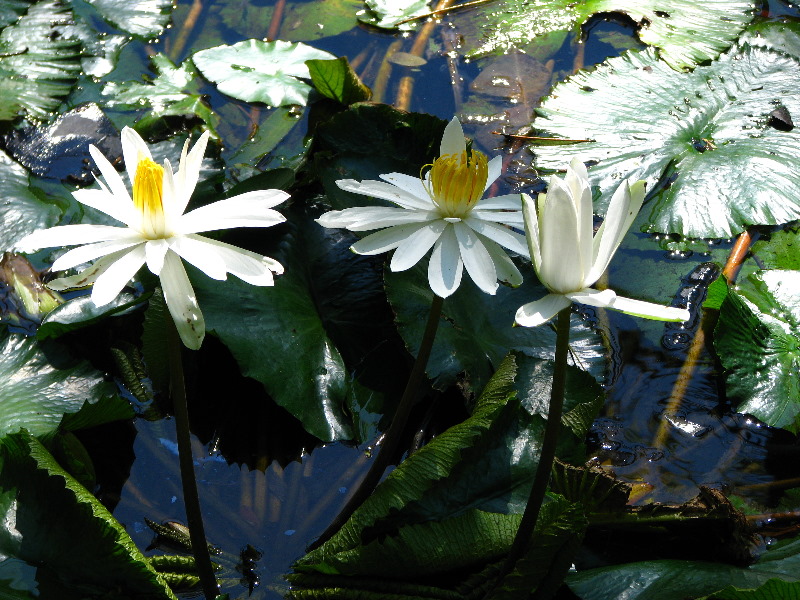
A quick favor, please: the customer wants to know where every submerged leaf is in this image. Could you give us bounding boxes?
[193,39,335,107]
[532,43,800,238]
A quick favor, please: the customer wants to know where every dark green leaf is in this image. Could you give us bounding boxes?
[37,292,148,340]
[307,57,372,105]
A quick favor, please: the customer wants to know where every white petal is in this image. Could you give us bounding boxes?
[177,194,288,234]
[72,188,137,227]
[175,130,211,216]
[607,294,690,322]
[588,178,646,283]
[475,194,525,210]
[175,234,282,285]
[379,173,430,202]
[464,216,529,257]
[482,237,522,288]
[160,250,205,350]
[121,127,152,188]
[454,221,497,295]
[51,237,143,271]
[389,220,446,271]
[350,223,427,255]
[538,177,585,293]
[145,238,170,276]
[47,250,128,291]
[471,210,524,226]
[521,193,542,276]
[88,145,133,207]
[91,244,147,306]
[440,117,466,156]
[565,287,617,308]
[427,226,463,298]
[515,293,571,327]
[337,179,433,210]
[16,224,140,252]
[317,206,437,232]
[484,155,502,192]
[565,159,594,287]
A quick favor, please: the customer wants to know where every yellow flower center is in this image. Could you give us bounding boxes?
[424,150,488,219]
[133,156,166,239]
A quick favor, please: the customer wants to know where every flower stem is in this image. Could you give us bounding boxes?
[493,307,572,590]
[309,294,444,550]
[166,319,218,600]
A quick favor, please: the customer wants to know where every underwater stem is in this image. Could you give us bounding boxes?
[309,294,444,550]
[167,319,218,600]
[494,307,571,589]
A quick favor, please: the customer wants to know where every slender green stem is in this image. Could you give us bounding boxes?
[309,294,445,551]
[166,319,218,600]
[491,307,572,593]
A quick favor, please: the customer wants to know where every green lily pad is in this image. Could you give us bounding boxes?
[307,57,372,106]
[531,42,800,238]
[457,0,755,68]
[84,0,173,38]
[279,0,361,40]
[193,39,335,107]
[0,330,122,438]
[102,54,218,136]
[359,0,429,31]
[0,431,176,599]
[0,0,82,121]
[715,270,800,433]
[567,538,800,600]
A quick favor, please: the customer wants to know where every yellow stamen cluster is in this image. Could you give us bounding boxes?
[424,150,488,219]
[133,156,166,239]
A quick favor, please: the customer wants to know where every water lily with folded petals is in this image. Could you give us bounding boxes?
[515,158,690,327]
[316,117,528,298]
[16,127,289,349]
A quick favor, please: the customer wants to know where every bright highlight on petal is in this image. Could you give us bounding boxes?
[317,116,527,298]
[15,126,289,349]
[516,159,690,327]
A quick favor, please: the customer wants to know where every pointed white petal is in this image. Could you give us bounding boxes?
[16,224,140,252]
[588,178,646,283]
[379,172,430,201]
[88,145,133,207]
[454,221,497,295]
[521,193,542,274]
[175,234,282,285]
[538,177,584,293]
[175,130,211,216]
[427,226,463,298]
[471,210,524,226]
[484,155,502,192]
[564,159,594,287]
[91,244,146,306]
[607,294,690,322]
[337,179,433,210]
[50,237,143,271]
[121,126,152,188]
[515,293,571,327]
[72,188,137,227]
[475,194,525,210]
[317,206,437,232]
[224,188,289,209]
[350,223,427,255]
[160,250,205,350]
[177,195,287,234]
[440,117,466,156]
[47,250,128,291]
[464,216,528,257]
[481,236,522,288]
[565,287,617,308]
[389,220,446,271]
[145,238,170,276]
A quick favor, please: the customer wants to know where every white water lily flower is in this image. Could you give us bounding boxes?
[316,117,528,298]
[17,127,289,350]
[515,158,690,327]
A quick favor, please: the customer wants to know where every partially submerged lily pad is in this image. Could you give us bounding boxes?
[531,42,800,238]
[715,270,800,434]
